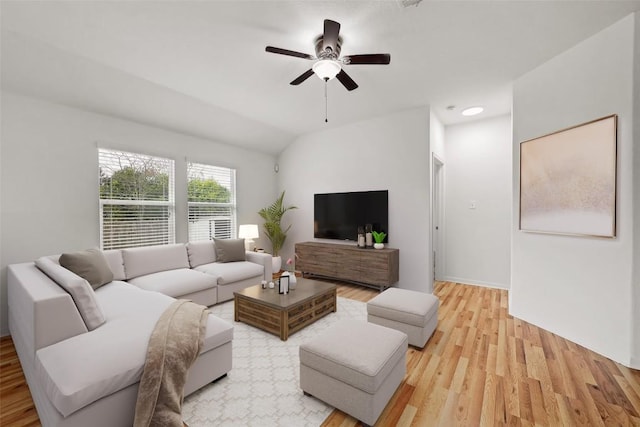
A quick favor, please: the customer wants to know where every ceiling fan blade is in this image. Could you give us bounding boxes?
[290,69,315,85]
[322,20,341,53]
[336,69,358,91]
[342,53,391,65]
[266,46,314,60]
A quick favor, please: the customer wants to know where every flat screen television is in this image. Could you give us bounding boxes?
[314,190,388,243]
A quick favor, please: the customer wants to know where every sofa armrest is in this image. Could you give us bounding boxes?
[8,263,87,364]
[245,251,273,280]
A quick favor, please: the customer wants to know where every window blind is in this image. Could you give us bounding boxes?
[187,162,236,242]
[99,148,175,249]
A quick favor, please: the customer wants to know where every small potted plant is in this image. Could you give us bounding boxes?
[372,231,386,249]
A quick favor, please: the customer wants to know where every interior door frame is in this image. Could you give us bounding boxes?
[432,153,445,282]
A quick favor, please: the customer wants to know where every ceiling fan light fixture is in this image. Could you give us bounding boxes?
[312,60,341,81]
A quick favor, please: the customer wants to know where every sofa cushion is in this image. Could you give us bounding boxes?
[34,281,233,417]
[122,244,189,279]
[103,249,126,281]
[186,241,217,268]
[34,257,106,331]
[127,268,218,298]
[195,261,263,285]
[213,238,246,263]
[59,248,113,290]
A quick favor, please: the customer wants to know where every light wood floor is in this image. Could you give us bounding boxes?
[0,337,40,426]
[326,281,640,426]
[1,281,639,426]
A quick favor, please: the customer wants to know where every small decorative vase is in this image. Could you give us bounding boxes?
[272,256,282,274]
[374,243,384,250]
[286,271,297,289]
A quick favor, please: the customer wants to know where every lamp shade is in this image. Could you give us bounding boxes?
[238,224,259,239]
[312,60,341,81]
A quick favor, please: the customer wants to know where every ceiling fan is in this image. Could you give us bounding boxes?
[265,19,391,91]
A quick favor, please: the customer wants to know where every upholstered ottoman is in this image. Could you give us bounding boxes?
[367,288,439,348]
[299,320,408,426]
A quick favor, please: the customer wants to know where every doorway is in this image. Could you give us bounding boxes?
[432,154,444,284]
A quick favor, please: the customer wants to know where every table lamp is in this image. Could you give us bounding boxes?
[238,224,259,251]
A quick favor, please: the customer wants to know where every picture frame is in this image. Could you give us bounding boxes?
[519,114,617,238]
[278,275,289,294]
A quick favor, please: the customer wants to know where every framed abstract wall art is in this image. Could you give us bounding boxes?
[519,114,617,238]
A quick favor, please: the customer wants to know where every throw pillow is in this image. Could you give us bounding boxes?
[213,238,246,263]
[35,256,106,330]
[59,248,114,290]
[186,241,217,268]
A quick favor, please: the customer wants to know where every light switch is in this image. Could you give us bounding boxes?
[469,200,476,209]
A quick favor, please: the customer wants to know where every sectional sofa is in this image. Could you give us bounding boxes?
[7,240,272,427]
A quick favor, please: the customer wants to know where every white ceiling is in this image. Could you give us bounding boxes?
[2,1,640,154]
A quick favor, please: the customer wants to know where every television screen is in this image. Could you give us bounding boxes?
[314,190,388,243]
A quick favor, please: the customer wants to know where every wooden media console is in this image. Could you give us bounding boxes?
[295,241,399,291]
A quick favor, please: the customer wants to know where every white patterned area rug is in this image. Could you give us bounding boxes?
[183,296,367,427]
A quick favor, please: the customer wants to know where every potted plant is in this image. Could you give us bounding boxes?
[372,231,386,249]
[258,191,297,272]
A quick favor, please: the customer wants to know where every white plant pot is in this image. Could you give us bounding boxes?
[272,256,282,273]
[374,243,384,250]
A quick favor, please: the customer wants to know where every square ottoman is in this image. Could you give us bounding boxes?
[367,287,439,348]
[299,320,408,426]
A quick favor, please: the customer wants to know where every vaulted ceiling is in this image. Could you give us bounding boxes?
[2,1,639,154]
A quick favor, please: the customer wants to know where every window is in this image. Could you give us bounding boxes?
[187,162,236,242]
[99,148,175,249]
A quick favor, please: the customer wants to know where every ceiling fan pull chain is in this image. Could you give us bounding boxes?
[325,80,328,123]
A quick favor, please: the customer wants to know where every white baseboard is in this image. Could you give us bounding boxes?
[440,276,510,290]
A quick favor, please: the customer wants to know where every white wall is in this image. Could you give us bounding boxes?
[444,115,512,288]
[277,107,433,292]
[511,14,638,367]
[632,12,640,368]
[429,111,445,160]
[0,92,278,336]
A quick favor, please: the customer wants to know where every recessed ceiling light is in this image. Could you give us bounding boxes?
[401,0,423,7]
[461,106,484,116]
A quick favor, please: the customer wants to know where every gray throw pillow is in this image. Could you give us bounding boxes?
[213,238,246,263]
[35,256,106,330]
[59,248,114,290]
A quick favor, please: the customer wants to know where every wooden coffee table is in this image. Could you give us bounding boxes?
[233,278,337,341]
